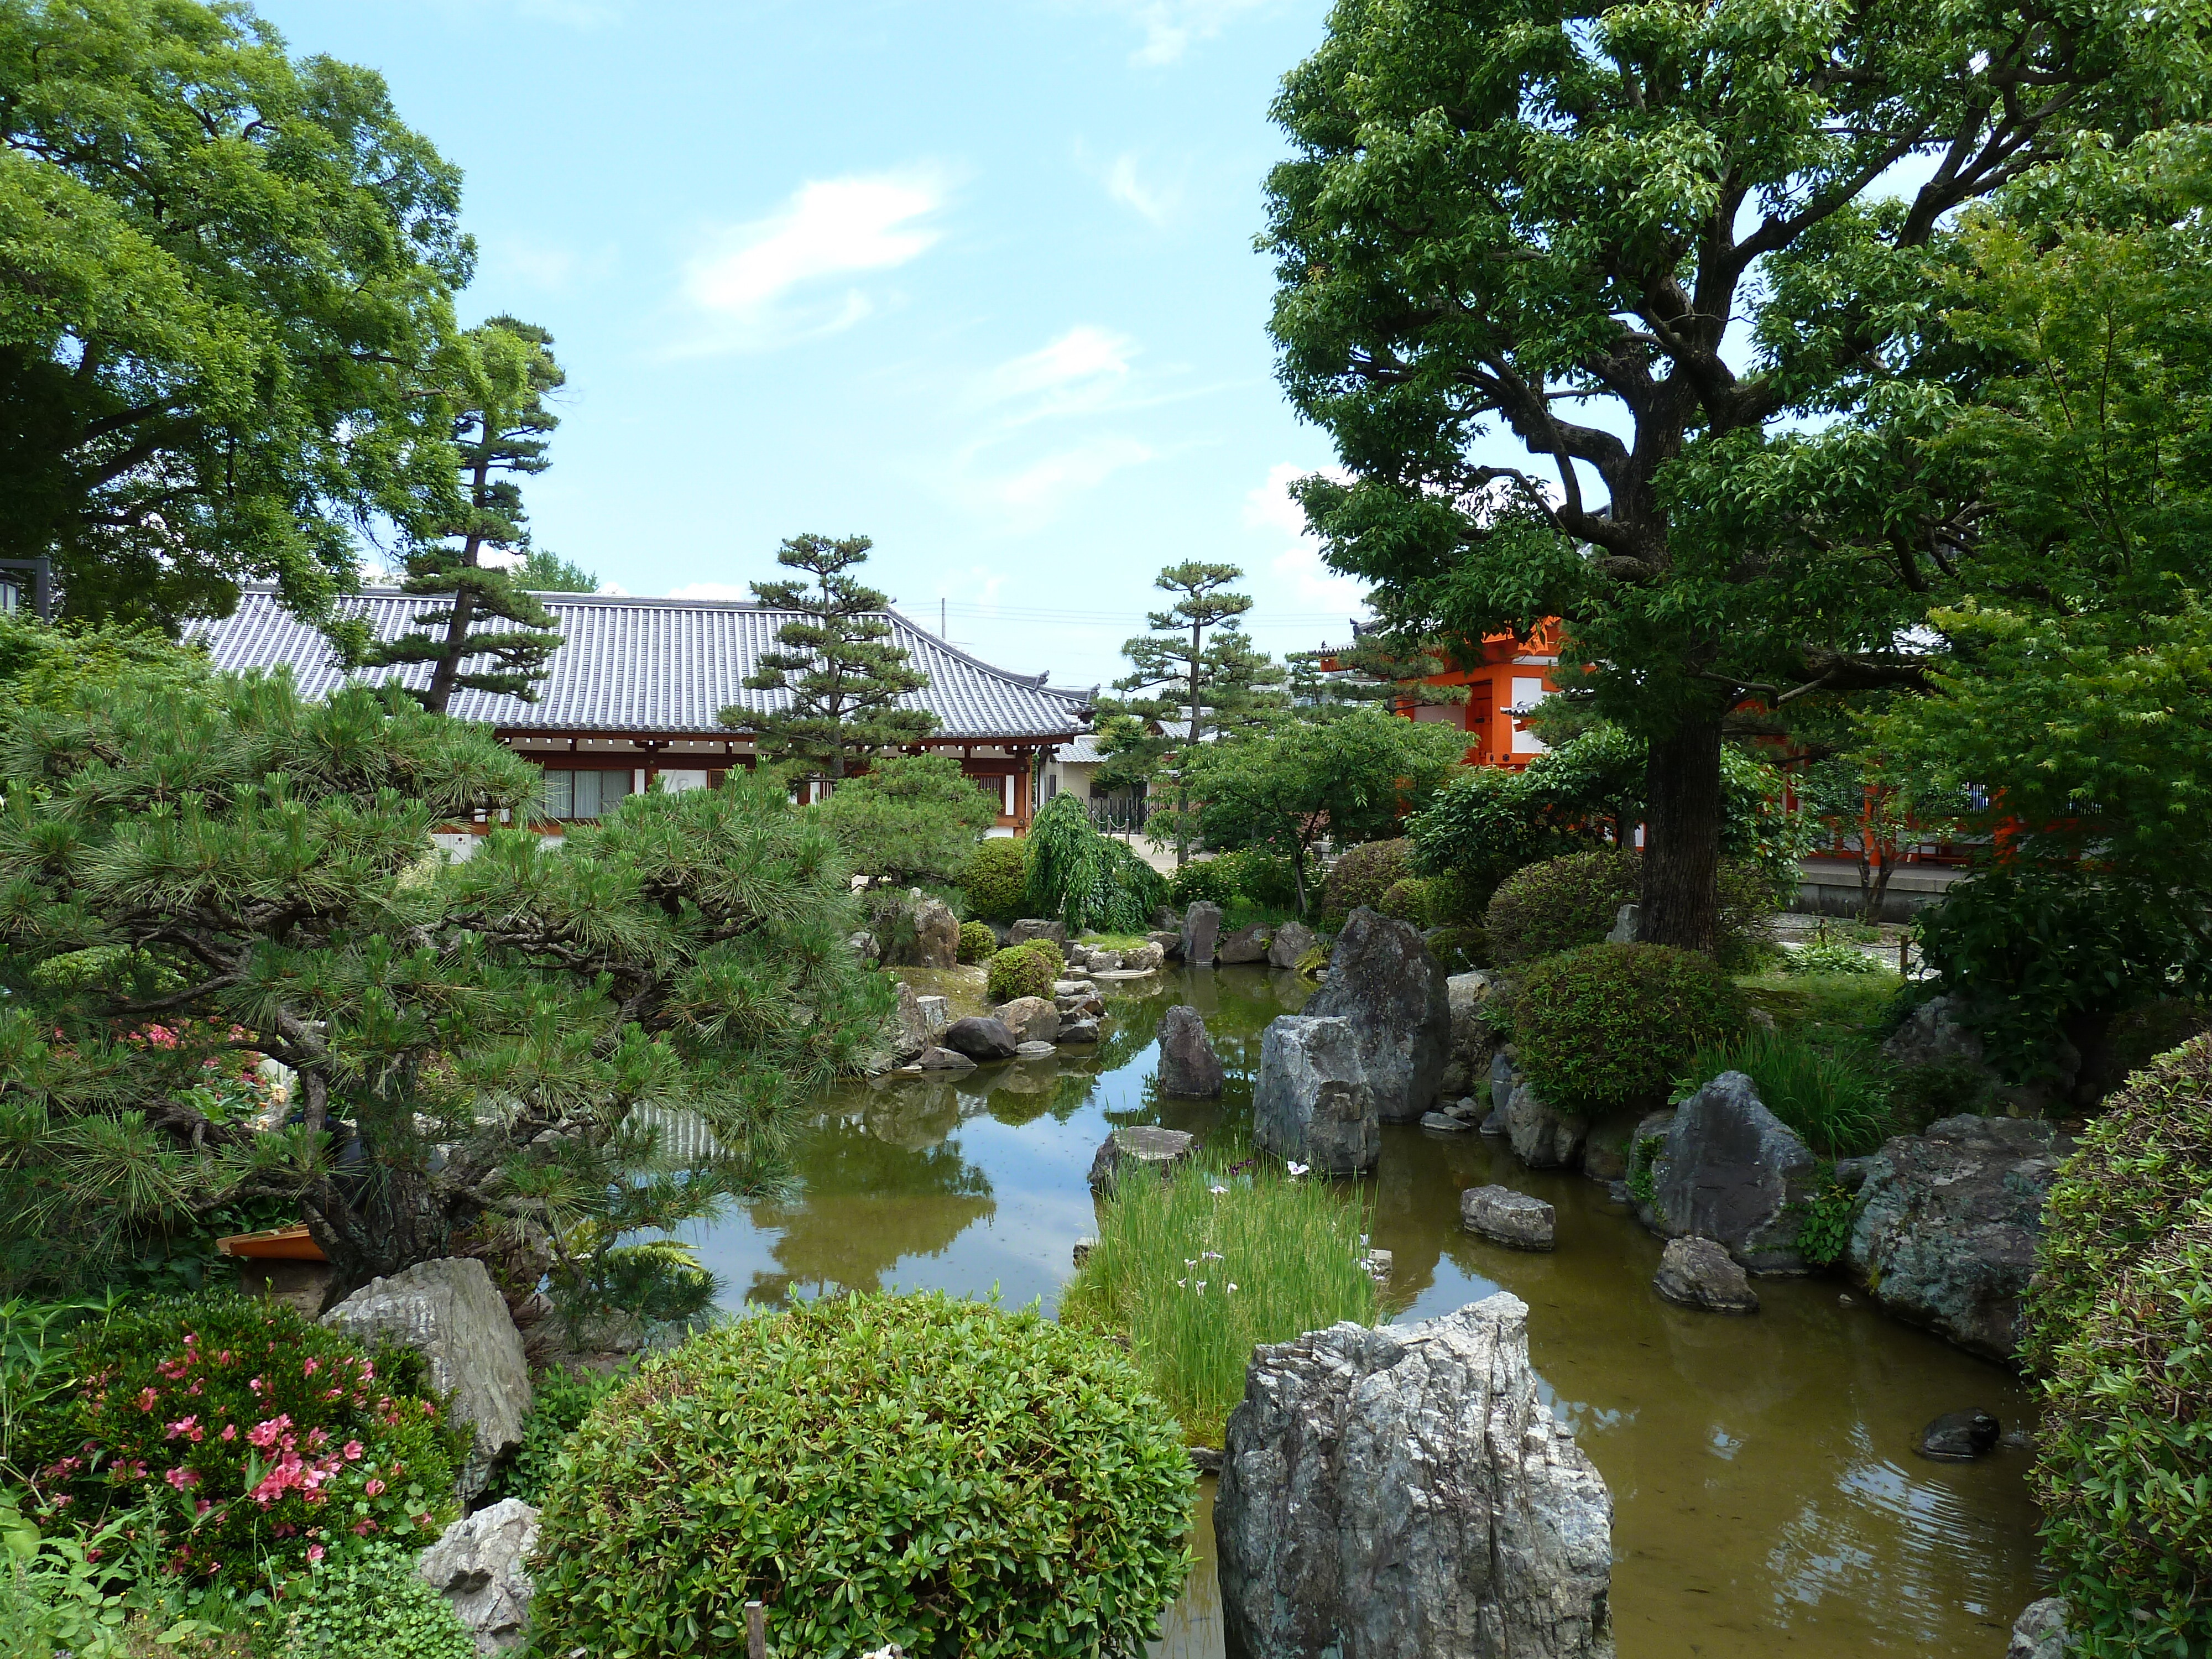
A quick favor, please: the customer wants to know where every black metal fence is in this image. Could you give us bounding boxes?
[1085,796,1150,834]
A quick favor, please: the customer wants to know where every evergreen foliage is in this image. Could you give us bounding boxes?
[284,1544,478,1659]
[724,534,936,779]
[528,1292,1194,1659]
[986,941,1061,1005]
[510,546,598,593]
[1320,838,1412,924]
[331,318,568,714]
[956,921,997,964]
[1021,795,1164,935]
[1486,851,1642,964]
[959,837,1029,925]
[815,753,997,888]
[1515,945,1747,1111]
[0,672,888,1297]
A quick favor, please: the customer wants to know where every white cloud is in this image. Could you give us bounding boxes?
[1246,461,1369,614]
[993,436,1156,511]
[677,169,947,352]
[1104,154,1177,225]
[978,326,1136,410]
[1106,0,1271,66]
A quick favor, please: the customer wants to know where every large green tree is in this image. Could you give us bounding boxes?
[0,673,889,1297]
[815,752,997,888]
[0,0,470,624]
[724,534,936,780]
[1262,0,2209,952]
[333,316,567,713]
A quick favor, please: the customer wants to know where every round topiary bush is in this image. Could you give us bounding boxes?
[987,938,1061,1003]
[1515,942,1748,1110]
[2023,1036,2212,1656]
[1426,922,1490,974]
[1485,849,1641,963]
[961,837,1029,924]
[957,920,998,964]
[36,1293,460,1580]
[1168,858,1238,909]
[529,1291,1194,1659]
[1378,876,1434,927]
[1322,838,1412,922]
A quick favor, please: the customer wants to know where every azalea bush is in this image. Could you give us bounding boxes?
[1515,944,1747,1111]
[986,940,1061,1004]
[28,1295,460,1580]
[529,1292,1192,1659]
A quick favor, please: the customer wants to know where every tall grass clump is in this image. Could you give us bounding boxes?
[1060,1158,1378,1448]
[1672,1026,1893,1157]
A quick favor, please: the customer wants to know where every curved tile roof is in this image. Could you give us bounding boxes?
[187,587,1092,742]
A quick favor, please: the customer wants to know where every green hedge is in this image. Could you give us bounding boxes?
[1378,876,1434,927]
[961,838,1029,924]
[1168,859,1237,909]
[2023,1036,2212,1657]
[957,920,998,964]
[1516,943,1747,1110]
[987,940,1061,1003]
[1485,849,1639,963]
[1321,838,1412,923]
[528,1292,1193,1659]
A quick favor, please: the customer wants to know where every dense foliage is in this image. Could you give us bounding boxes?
[283,1543,477,1659]
[486,1364,622,1509]
[1061,1156,1378,1450]
[1516,945,1747,1111]
[1021,794,1164,934]
[960,837,1029,924]
[986,941,1061,1005]
[1485,851,1641,965]
[0,672,887,1297]
[1168,859,1237,910]
[2024,1036,2212,1655]
[816,753,998,888]
[28,1295,458,1579]
[529,1292,1194,1659]
[956,921,997,964]
[1671,1030,1892,1159]
[1320,838,1412,924]
[0,0,473,623]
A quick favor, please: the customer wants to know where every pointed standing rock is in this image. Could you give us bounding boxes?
[1156,1005,1224,1097]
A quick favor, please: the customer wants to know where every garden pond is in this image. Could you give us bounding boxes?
[681,966,2041,1659]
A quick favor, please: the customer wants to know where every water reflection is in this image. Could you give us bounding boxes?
[680,964,2042,1659]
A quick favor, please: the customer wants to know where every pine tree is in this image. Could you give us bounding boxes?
[335,317,568,714]
[0,671,891,1302]
[724,534,936,780]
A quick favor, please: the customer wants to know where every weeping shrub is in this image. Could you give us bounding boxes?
[1022,795,1164,933]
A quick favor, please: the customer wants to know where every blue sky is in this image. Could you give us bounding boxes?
[258,0,1364,693]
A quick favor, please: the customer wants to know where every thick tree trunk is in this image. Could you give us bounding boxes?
[304,1166,463,1305]
[1638,717,1724,954]
[422,585,477,716]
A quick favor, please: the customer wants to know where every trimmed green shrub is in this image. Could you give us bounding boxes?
[1485,849,1640,963]
[957,920,998,964]
[1671,1027,1892,1157]
[960,837,1029,924]
[1378,876,1434,927]
[529,1291,1194,1659]
[1425,924,1490,974]
[1211,847,1303,911]
[487,1364,624,1507]
[1516,943,1747,1110]
[986,940,1060,1003]
[1023,795,1165,933]
[284,1544,476,1659]
[36,1293,460,1579]
[1321,838,1412,922]
[2023,1037,2212,1657]
[1168,859,1237,909]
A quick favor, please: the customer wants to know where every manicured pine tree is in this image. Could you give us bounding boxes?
[335,317,568,713]
[724,533,937,781]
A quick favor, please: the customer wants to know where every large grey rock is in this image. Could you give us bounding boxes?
[1058,1018,1100,1044]
[1253,1015,1379,1176]
[885,894,959,969]
[1437,971,1495,1097]
[1845,1114,2069,1363]
[1268,919,1317,969]
[2007,1598,2071,1659]
[1181,901,1223,964]
[1123,941,1166,972]
[1648,1072,1818,1274]
[1216,1293,1615,1659]
[990,995,1060,1045]
[1006,917,1068,950]
[1652,1238,1759,1313]
[917,1045,977,1073]
[1218,924,1272,965]
[1461,1185,1555,1251]
[1147,928,1185,962]
[1491,1049,1518,1115]
[417,1498,539,1653]
[1156,1005,1224,1097]
[914,994,950,1040]
[322,1258,529,1501]
[1301,907,1451,1123]
[889,982,931,1062]
[938,1015,1018,1061]
[1087,1125,1195,1195]
[1507,1080,1589,1170]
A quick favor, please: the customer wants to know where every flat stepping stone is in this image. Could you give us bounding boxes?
[1652,1237,1759,1313]
[1088,1125,1194,1195]
[1058,1020,1100,1044]
[1014,1041,1058,1058]
[1460,1185,1556,1251]
[1091,968,1156,983]
[1420,1110,1470,1133]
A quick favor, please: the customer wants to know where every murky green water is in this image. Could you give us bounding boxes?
[686,967,2042,1658]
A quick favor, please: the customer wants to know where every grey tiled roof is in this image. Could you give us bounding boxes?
[186,587,1092,742]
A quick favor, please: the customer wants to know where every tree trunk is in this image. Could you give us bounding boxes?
[303,1166,463,1305]
[1637,716,1724,954]
[421,584,476,716]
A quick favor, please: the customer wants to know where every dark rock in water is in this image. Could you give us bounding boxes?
[1917,1410,2001,1462]
[1218,925,1273,965]
[1057,1019,1100,1044]
[1846,1114,2071,1363]
[1479,1104,1508,1137]
[917,1045,977,1073]
[1157,1005,1225,1097]
[1651,1237,1759,1313]
[1148,928,1185,962]
[1461,1185,1556,1251]
[2007,1599,2070,1659]
[1253,1014,1379,1176]
[1188,1445,1223,1474]
[1087,1125,1195,1196]
[1648,1072,1817,1274]
[1419,1110,1469,1133]
[1302,907,1451,1124]
[939,1015,1018,1061]
[1267,920,1317,969]
[1181,901,1223,965]
[1216,1292,1614,1659]
[1506,1080,1589,1170]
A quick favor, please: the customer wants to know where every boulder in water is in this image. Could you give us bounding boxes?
[1917,1409,2001,1462]
[990,995,1060,1045]
[938,1016,1019,1061]
[1460,1185,1555,1251]
[1267,919,1317,969]
[1253,1015,1378,1176]
[1651,1237,1759,1313]
[1301,907,1451,1123]
[1506,1080,1589,1170]
[1087,1125,1196,1196]
[1648,1071,1817,1273]
[1181,901,1223,965]
[1156,1005,1224,1097]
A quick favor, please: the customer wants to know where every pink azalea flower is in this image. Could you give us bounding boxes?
[364,1478,384,1496]
[307,1544,324,1564]
[343,1441,364,1462]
